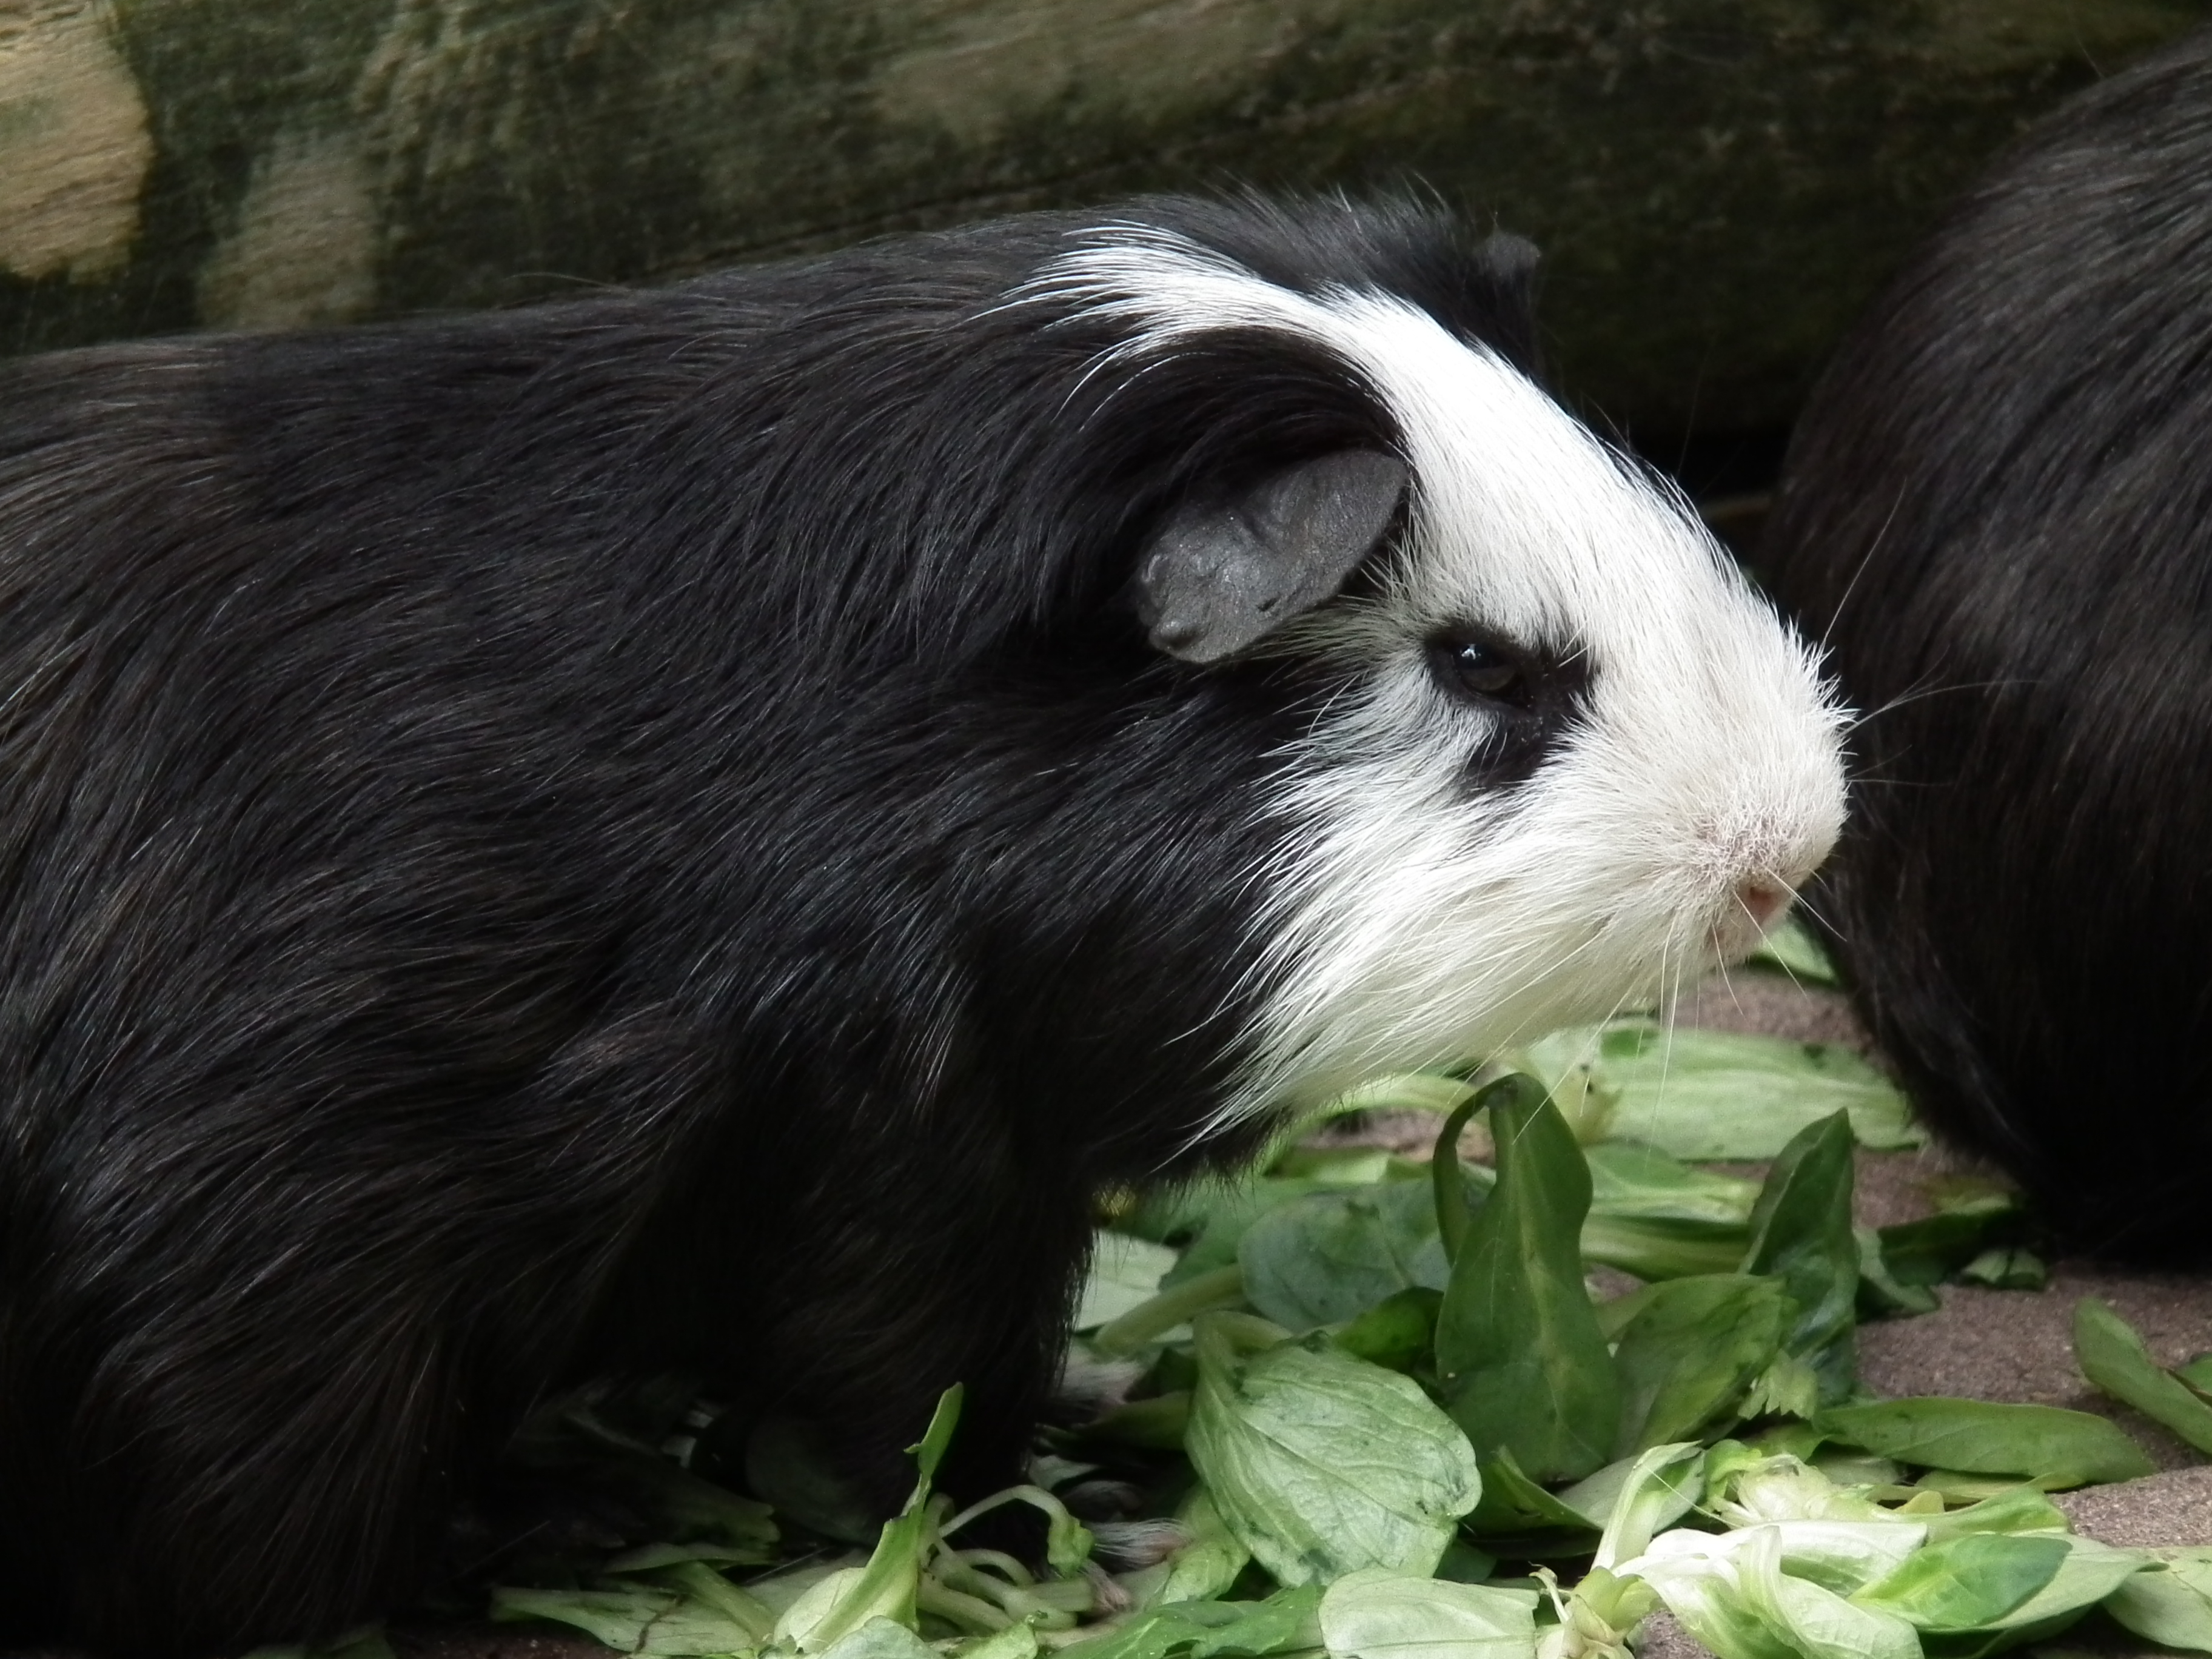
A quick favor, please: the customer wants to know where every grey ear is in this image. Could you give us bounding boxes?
[1134,450,1411,663]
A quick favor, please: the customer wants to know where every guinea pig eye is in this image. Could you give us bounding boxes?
[1428,636,1532,708]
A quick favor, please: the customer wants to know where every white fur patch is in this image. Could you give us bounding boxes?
[1025,226,1849,1132]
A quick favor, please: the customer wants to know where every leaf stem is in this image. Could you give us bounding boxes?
[1091,1265,1247,1356]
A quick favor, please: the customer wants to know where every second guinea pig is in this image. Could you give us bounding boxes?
[1760,32,2212,1263]
[0,193,1845,1655]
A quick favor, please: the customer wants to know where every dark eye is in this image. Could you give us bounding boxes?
[1429,637,1530,706]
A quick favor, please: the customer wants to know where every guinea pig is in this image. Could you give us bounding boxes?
[0,193,1843,1654]
[1758,32,2212,1265]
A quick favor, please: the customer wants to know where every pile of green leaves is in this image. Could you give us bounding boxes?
[431,926,2212,1659]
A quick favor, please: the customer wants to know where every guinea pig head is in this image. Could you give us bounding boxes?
[1030,220,1848,1124]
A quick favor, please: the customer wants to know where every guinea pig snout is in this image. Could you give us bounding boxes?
[1707,871,1801,964]
[1704,831,1831,964]
[1734,875,1791,933]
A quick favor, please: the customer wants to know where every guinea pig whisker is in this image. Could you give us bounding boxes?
[1844,674,2041,734]
[1783,888,1850,950]
[1629,934,1687,1145]
[1815,489,1905,654]
[1708,950,1750,1012]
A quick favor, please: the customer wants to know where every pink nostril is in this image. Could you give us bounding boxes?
[1736,877,1789,933]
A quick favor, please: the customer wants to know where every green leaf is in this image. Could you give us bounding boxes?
[1581,1144,1763,1277]
[1430,1083,1498,1265]
[1080,1390,1191,1450]
[1270,1145,1404,1184]
[954,1624,1043,1659]
[777,1568,878,1652]
[608,1542,782,1573]
[1584,1142,1761,1224]
[2073,1296,2212,1456]
[1957,1247,2046,1290]
[1748,1564,1921,1659]
[1646,1515,1928,1596]
[1091,1267,1248,1358]
[1578,1214,1752,1281]
[1316,1567,1538,1659]
[1876,1203,2023,1290]
[1855,1225,1941,1316]
[1131,1178,1346,1286]
[780,1387,963,1651]
[1436,1541,1500,1583]
[1332,1286,1441,1375]
[1619,1524,1920,1659]
[1076,1232,1182,1331]
[742,1561,865,1621]
[1550,1565,1661,1658]
[2179,1354,2212,1395]
[637,1604,779,1656]
[1609,1275,1791,1456]
[1054,1587,1324,1659]
[1461,1449,1603,1552]
[1918,1487,2070,1543]
[492,1579,770,1657]
[1327,1071,1483,1121]
[1706,1449,1893,1527]
[1576,1441,1708,1569]
[1435,1082,1622,1483]
[1738,1352,1821,1423]
[1239,1182,1447,1331]
[1126,1489,1251,1609]
[1813,1398,2154,1487]
[940,1484,1094,1578]
[1746,914,1839,985]
[2105,1556,2212,1654]
[1740,1111,1859,1396]
[1909,1469,2063,1504]
[1851,1533,2070,1630]
[1185,1315,1483,1586]
[1913,1537,2147,1649]
[655,1561,776,1645]
[242,1629,400,1659]
[1517,1024,1919,1161]
[492,1586,671,1650]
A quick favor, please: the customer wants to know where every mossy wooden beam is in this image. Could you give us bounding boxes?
[4,0,2207,434]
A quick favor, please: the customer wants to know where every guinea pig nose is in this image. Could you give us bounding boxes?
[1734,876,1791,934]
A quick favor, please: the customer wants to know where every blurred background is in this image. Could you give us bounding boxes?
[5,0,2210,526]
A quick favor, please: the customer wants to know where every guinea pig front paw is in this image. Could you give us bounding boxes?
[1050,1352,1148,1424]
[1088,1517,1191,1570]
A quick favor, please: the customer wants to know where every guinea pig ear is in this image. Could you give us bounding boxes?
[1134,449,1409,663]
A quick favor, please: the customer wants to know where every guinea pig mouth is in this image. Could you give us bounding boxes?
[1708,874,1796,964]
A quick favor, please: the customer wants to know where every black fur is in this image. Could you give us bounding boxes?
[0,196,1539,1652]
[1760,34,2212,1261]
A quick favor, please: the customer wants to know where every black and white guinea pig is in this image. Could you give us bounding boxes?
[1760,33,2212,1263]
[0,194,1843,1654]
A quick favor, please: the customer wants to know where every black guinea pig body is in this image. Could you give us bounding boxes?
[0,195,1843,1654]
[1760,34,2212,1262]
